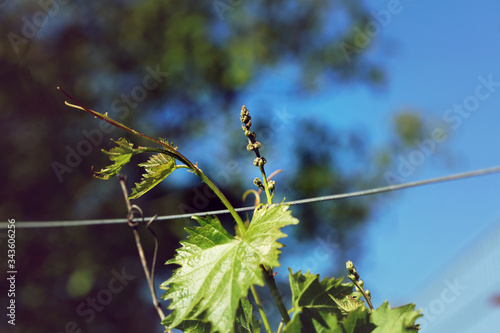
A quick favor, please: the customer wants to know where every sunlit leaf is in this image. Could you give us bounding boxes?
[129,153,177,199]
[93,138,148,180]
[285,269,355,332]
[161,204,299,332]
[371,301,422,333]
[331,293,366,316]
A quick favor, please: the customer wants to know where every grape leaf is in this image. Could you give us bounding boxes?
[284,270,356,332]
[235,297,260,333]
[163,316,211,333]
[93,138,148,179]
[371,301,422,332]
[161,297,259,333]
[289,269,354,312]
[128,152,177,199]
[161,204,299,333]
[341,307,373,333]
[331,293,366,316]
[284,307,342,333]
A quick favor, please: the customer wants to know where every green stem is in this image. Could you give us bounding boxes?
[196,170,247,235]
[351,279,374,310]
[262,266,290,324]
[257,162,289,325]
[277,320,284,333]
[250,285,272,333]
[131,147,245,233]
[259,166,273,204]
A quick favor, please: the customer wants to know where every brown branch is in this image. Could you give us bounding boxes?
[118,175,166,322]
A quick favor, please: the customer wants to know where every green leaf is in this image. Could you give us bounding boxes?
[289,269,354,312]
[341,307,373,333]
[94,137,179,199]
[161,204,299,333]
[371,301,422,333]
[286,270,421,333]
[331,293,366,316]
[93,138,147,179]
[163,315,211,333]
[128,152,177,199]
[235,297,260,333]
[284,307,342,333]
[285,269,356,332]
[161,297,260,333]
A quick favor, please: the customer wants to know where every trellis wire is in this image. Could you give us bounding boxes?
[2,165,500,229]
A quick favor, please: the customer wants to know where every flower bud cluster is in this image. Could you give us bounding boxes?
[247,142,261,151]
[240,105,258,147]
[253,157,267,167]
[347,260,360,281]
[241,105,276,194]
[268,180,275,193]
[241,105,264,158]
[253,178,265,191]
[346,260,371,300]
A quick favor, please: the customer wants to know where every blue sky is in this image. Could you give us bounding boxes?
[363,1,500,330]
[234,0,500,331]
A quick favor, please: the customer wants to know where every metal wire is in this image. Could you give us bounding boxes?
[3,165,500,229]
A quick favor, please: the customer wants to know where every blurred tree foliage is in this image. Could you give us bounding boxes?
[0,0,430,332]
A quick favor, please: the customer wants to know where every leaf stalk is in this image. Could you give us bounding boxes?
[250,285,272,333]
[262,266,291,324]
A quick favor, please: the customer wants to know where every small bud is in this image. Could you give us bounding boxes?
[268,180,275,191]
[241,105,254,138]
[346,261,360,281]
[253,178,265,190]
[240,115,251,124]
[253,157,267,167]
[247,142,262,151]
[240,106,250,120]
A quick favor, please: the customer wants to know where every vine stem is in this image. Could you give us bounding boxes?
[277,320,285,333]
[250,285,272,333]
[259,166,273,204]
[262,267,290,324]
[195,170,247,235]
[351,279,374,311]
[256,170,290,326]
